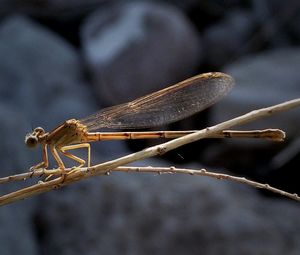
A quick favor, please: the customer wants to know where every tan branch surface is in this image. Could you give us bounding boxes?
[0,98,299,206]
[116,166,300,202]
[1,165,299,205]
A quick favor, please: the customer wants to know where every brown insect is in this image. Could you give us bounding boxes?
[25,72,234,171]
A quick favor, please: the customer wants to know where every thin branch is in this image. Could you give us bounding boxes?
[0,98,299,206]
[115,166,300,202]
[1,166,299,206]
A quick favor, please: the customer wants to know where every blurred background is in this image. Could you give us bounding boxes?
[0,0,300,254]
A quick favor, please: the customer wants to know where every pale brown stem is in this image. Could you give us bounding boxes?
[0,98,299,206]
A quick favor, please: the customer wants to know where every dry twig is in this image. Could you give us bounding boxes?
[0,98,299,206]
[116,166,300,202]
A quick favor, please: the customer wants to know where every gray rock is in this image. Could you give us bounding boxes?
[0,8,299,255]
[0,15,93,126]
[204,48,300,178]
[36,162,300,255]
[214,48,300,136]
[81,1,201,106]
[0,15,122,255]
[203,9,255,67]
[0,202,38,255]
[0,14,131,172]
[262,0,300,44]
[0,105,33,175]
[0,0,107,18]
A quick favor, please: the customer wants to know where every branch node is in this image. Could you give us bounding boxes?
[157,146,167,155]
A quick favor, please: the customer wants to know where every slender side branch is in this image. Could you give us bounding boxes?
[114,166,300,202]
[1,166,299,205]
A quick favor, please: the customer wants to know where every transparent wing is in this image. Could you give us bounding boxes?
[80,72,234,131]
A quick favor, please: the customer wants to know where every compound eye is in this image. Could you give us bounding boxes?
[25,135,38,148]
[34,127,45,134]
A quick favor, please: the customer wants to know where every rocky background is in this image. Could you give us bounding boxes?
[0,1,300,254]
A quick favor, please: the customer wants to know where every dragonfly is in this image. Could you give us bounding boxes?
[25,72,235,171]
